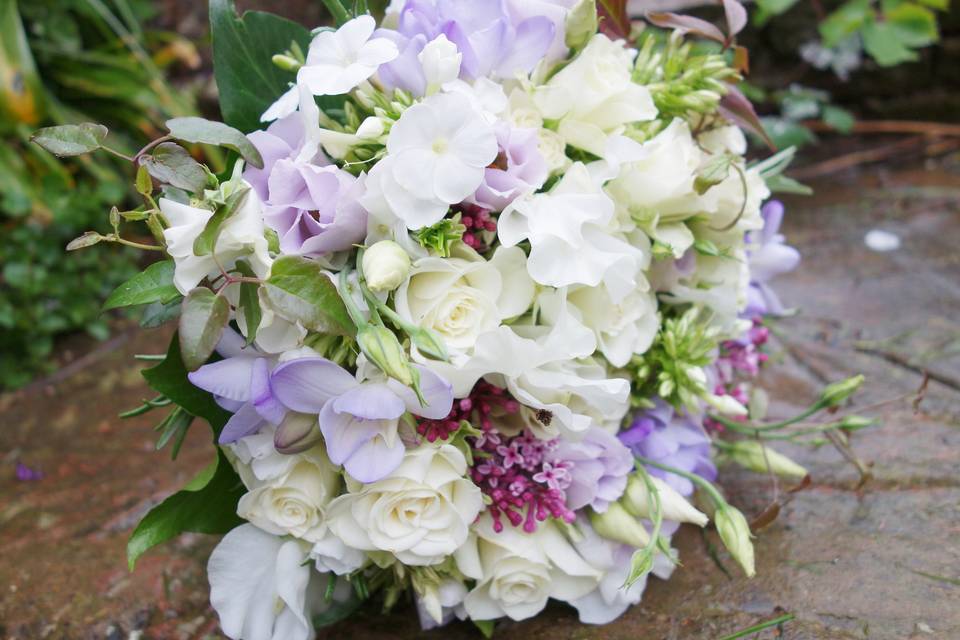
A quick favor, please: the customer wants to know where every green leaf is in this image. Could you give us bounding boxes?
[135,164,153,197]
[819,0,872,47]
[179,288,231,371]
[103,260,180,310]
[210,0,313,133]
[753,0,801,25]
[193,186,250,256]
[862,20,918,65]
[140,297,183,328]
[66,231,105,251]
[318,0,352,25]
[141,332,231,432]
[264,256,354,336]
[126,450,243,570]
[30,123,108,157]
[141,142,209,193]
[765,173,814,195]
[885,2,939,47]
[822,104,855,133]
[694,154,733,195]
[473,620,496,639]
[235,259,262,346]
[166,116,264,169]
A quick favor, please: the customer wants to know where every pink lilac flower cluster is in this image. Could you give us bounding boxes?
[458,204,498,252]
[706,320,771,431]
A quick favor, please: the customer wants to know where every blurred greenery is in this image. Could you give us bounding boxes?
[0,0,200,389]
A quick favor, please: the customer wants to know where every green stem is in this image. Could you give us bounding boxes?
[337,268,369,329]
[708,402,823,433]
[718,613,795,640]
[110,236,165,251]
[636,456,727,508]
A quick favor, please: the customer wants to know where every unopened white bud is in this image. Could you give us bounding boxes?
[623,475,709,527]
[418,34,461,94]
[362,240,411,292]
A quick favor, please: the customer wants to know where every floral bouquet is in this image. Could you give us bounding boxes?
[32,0,871,637]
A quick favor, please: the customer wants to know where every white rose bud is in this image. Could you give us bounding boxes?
[726,441,808,479]
[623,475,709,527]
[362,240,411,292]
[418,34,461,94]
[715,505,756,577]
[589,502,650,548]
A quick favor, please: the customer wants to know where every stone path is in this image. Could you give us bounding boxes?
[1,153,958,639]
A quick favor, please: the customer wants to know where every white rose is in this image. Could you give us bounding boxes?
[394,245,535,351]
[537,129,571,174]
[534,34,656,156]
[160,180,272,295]
[456,515,600,621]
[418,34,462,94]
[362,239,411,292]
[325,444,483,566]
[236,444,341,543]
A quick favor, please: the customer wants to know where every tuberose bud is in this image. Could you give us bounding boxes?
[590,502,650,548]
[623,474,709,526]
[357,324,414,387]
[725,441,808,479]
[819,374,864,408]
[715,505,755,577]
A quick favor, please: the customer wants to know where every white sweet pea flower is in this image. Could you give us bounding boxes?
[394,245,535,352]
[325,444,483,566]
[456,515,600,622]
[160,182,272,295]
[534,34,656,156]
[310,527,367,576]
[208,524,317,640]
[499,162,645,303]
[661,249,752,335]
[426,296,630,436]
[418,34,462,94]
[360,92,498,229]
[415,577,468,630]
[567,283,659,368]
[261,15,398,121]
[236,444,341,543]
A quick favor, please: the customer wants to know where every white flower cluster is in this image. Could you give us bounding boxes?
[152,5,788,639]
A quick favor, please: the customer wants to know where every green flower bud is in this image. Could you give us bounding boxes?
[408,326,449,362]
[725,441,808,479]
[838,415,875,431]
[715,505,755,577]
[565,0,597,51]
[357,324,414,387]
[819,375,864,408]
[624,547,655,587]
[271,54,301,72]
[590,503,650,548]
[623,474,708,526]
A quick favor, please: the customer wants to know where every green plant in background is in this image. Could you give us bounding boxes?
[0,0,200,390]
[754,0,946,68]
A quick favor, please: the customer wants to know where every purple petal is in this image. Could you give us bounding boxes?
[319,399,384,465]
[215,328,249,359]
[250,358,286,425]
[270,357,358,413]
[218,402,267,444]
[343,435,406,483]
[331,383,406,420]
[495,16,554,78]
[188,357,256,402]
[388,366,454,419]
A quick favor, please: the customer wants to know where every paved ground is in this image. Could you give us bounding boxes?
[1,149,958,639]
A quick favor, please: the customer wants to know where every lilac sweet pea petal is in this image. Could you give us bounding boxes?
[331,383,406,420]
[215,328,250,359]
[219,402,267,444]
[494,16,554,77]
[270,357,358,413]
[342,435,407,483]
[250,358,286,425]
[319,400,387,466]
[388,365,454,419]
[188,357,256,402]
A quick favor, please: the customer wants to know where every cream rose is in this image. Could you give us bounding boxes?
[394,245,534,351]
[533,34,656,156]
[325,444,483,566]
[236,444,341,543]
[456,515,600,621]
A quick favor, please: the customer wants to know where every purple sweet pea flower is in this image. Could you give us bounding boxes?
[618,400,716,497]
[387,0,555,82]
[244,95,367,258]
[745,200,801,316]
[269,357,454,482]
[467,124,547,212]
[549,426,633,513]
[188,330,287,445]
